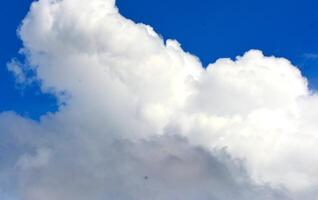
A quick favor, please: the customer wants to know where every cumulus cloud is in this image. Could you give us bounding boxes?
[1,0,318,199]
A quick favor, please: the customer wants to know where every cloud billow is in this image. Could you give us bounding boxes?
[1,0,318,199]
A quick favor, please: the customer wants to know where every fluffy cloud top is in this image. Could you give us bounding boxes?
[1,0,318,199]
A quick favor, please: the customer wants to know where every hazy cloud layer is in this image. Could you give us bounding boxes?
[1,0,318,199]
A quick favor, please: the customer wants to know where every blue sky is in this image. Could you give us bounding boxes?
[1,0,318,119]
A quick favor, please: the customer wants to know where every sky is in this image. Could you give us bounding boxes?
[0,0,57,119]
[1,0,318,199]
[1,0,318,119]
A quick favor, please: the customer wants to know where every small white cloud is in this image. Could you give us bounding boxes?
[7,60,27,84]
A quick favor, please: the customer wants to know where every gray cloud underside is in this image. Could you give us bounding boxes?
[0,113,290,200]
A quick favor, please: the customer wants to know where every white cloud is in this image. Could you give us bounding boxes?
[7,60,27,84]
[1,0,318,199]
